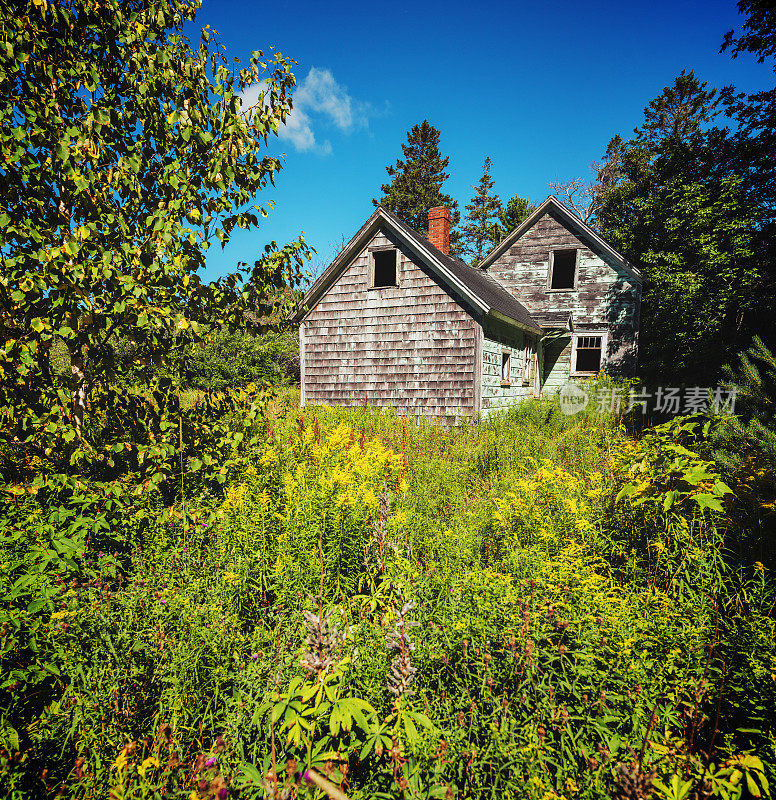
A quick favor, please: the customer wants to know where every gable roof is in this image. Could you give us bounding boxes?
[292,206,542,333]
[477,195,642,281]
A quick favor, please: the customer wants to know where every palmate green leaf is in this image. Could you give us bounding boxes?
[693,493,724,513]
[339,697,376,733]
[682,465,714,484]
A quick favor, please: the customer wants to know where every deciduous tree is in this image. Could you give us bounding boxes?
[0,0,309,489]
[596,74,761,382]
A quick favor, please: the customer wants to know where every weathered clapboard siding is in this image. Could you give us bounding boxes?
[480,317,533,414]
[541,335,573,395]
[486,210,640,378]
[302,229,478,419]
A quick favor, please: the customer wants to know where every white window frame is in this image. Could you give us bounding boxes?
[368,245,400,289]
[533,346,541,398]
[501,350,512,386]
[522,337,533,385]
[570,330,608,376]
[547,247,579,292]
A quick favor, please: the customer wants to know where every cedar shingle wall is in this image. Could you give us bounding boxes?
[302,229,477,418]
[487,210,640,375]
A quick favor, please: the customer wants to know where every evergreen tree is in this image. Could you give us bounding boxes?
[496,195,536,241]
[460,157,502,265]
[374,120,460,249]
[635,70,718,150]
[715,336,776,473]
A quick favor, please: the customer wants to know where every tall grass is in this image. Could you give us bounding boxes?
[0,391,772,799]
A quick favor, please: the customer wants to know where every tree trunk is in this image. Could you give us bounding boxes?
[71,353,86,437]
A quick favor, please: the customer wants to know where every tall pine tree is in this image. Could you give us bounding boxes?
[460,157,502,265]
[374,120,460,249]
[496,195,536,242]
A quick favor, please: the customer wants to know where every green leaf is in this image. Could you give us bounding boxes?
[402,712,419,745]
[693,493,724,513]
[1,724,19,752]
[746,772,762,798]
[615,483,638,503]
[407,710,434,730]
[27,598,47,614]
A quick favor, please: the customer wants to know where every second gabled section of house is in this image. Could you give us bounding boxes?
[479,196,642,394]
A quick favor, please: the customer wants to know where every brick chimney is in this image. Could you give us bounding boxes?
[428,206,451,255]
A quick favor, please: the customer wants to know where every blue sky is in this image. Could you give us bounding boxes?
[196,0,773,283]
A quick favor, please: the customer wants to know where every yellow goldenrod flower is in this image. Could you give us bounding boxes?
[138,757,159,778]
[112,747,129,772]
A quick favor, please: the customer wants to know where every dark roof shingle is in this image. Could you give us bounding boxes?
[382,209,541,333]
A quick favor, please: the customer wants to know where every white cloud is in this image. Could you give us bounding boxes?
[239,67,372,155]
[237,82,268,112]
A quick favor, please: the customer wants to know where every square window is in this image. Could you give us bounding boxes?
[372,249,397,287]
[550,249,577,289]
[574,335,603,373]
[501,351,511,385]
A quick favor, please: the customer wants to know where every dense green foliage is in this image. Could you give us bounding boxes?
[722,0,776,230]
[1,393,772,799]
[113,327,300,392]
[0,0,308,449]
[373,120,461,252]
[595,72,763,383]
[587,1,776,383]
[0,0,309,538]
[181,330,299,391]
[715,336,776,473]
[460,157,502,265]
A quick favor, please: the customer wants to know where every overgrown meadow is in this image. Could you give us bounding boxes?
[1,387,774,800]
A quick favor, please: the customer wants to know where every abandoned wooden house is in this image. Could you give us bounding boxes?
[292,196,642,419]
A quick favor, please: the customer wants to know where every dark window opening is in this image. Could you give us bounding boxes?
[575,335,603,373]
[501,351,511,384]
[550,249,577,289]
[372,249,397,287]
